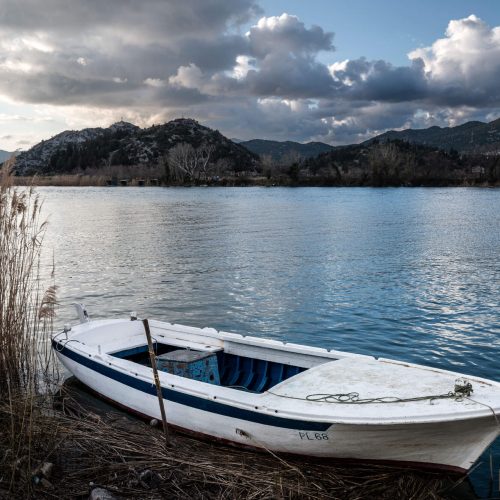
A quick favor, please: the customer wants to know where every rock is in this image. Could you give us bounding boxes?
[89,487,118,500]
[40,461,54,478]
[138,469,162,489]
[150,418,159,427]
[32,460,54,485]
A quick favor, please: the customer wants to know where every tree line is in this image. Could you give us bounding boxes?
[16,135,500,187]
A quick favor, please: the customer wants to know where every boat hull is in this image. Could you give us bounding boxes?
[56,345,498,473]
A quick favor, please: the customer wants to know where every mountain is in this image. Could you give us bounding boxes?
[240,139,334,161]
[365,118,500,153]
[0,150,13,162]
[14,119,258,175]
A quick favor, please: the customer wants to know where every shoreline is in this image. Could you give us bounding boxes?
[13,174,500,188]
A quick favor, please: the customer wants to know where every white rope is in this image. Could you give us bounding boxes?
[267,378,475,405]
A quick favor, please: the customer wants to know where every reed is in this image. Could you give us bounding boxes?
[14,163,166,187]
[0,158,58,498]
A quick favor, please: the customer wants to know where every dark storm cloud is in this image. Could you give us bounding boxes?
[1,70,210,108]
[245,57,334,98]
[330,58,429,102]
[0,0,261,107]
[0,0,262,38]
[177,36,250,72]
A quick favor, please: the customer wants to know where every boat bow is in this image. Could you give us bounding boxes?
[263,357,500,426]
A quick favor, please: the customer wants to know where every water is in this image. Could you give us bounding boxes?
[39,186,500,495]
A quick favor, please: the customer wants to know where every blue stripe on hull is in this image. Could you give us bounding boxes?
[53,340,330,432]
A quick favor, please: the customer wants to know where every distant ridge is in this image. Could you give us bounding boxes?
[9,115,500,178]
[0,150,13,162]
[240,139,334,161]
[364,118,500,154]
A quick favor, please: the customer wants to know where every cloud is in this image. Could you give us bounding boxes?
[144,78,166,88]
[169,64,204,90]
[247,13,334,58]
[0,0,261,106]
[0,0,262,41]
[0,4,499,145]
[0,112,53,122]
[408,15,500,107]
[324,14,500,110]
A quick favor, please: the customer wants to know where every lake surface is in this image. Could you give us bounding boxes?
[39,186,499,495]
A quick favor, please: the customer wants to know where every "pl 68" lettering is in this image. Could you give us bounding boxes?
[299,431,329,440]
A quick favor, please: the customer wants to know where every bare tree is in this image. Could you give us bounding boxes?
[168,143,196,181]
[368,142,402,184]
[168,142,215,181]
[198,143,215,180]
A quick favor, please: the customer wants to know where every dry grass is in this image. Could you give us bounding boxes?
[0,159,58,498]
[0,390,459,500]
[14,163,166,187]
[14,174,109,187]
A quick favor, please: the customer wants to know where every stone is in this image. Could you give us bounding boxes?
[138,469,162,488]
[40,462,54,478]
[89,487,118,500]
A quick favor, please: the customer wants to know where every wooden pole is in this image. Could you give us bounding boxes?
[143,318,170,446]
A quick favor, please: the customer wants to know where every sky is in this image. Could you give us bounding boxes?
[1,0,500,151]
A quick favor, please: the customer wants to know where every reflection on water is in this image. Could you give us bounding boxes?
[40,186,500,495]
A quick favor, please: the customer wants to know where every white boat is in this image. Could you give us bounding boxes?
[52,305,500,474]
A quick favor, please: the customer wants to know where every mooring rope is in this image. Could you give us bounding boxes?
[53,338,84,352]
[266,390,464,404]
[465,396,500,428]
[267,378,475,405]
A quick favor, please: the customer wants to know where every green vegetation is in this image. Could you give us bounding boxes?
[248,139,500,187]
[14,119,258,177]
[300,140,500,186]
[7,118,500,187]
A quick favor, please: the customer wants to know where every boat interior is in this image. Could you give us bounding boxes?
[111,342,307,393]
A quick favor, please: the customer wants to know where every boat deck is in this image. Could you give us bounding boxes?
[112,343,306,393]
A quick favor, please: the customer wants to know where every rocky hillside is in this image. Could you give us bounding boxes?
[240,139,334,161]
[13,119,258,175]
[365,118,500,154]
